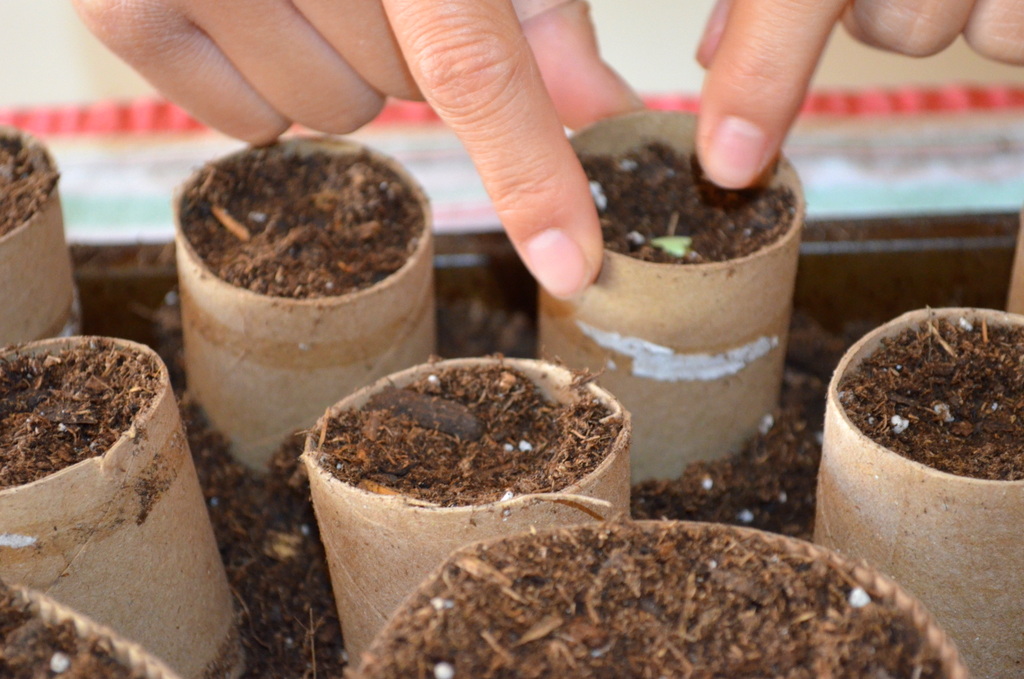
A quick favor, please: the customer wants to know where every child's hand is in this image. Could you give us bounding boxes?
[696,0,1024,189]
[74,0,642,298]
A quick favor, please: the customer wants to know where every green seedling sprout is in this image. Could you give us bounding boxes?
[650,236,692,258]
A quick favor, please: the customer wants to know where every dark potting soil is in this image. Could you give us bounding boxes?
[0,582,148,679]
[316,364,622,506]
[0,340,161,489]
[840,316,1024,480]
[0,135,58,239]
[580,142,796,264]
[359,522,945,679]
[178,146,424,299]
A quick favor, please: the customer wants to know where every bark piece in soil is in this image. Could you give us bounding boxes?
[839,317,1024,480]
[317,364,622,506]
[580,142,796,264]
[0,135,58,239]
[0,340,161,489]
[360,522,946,679]
[0,582,148,679]
[178,147,424,299]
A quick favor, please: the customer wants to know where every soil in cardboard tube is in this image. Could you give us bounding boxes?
[0,135,58,238]
[0,340,161,489]
[179,147,424,298]
[838,317,1024,480]
[360,522,945,679]
[581,142,796,264]
[317,364,622,506]
[0,582,148,679]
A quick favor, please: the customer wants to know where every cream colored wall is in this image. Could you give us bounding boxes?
[0,1,1020,109]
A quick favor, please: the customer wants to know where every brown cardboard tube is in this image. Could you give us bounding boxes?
[302,357,632,663]
[538,111,805,482]
[359,520,968,679]
[8,583,184,679]
[175,136,435,469]
[0,126,77,345]
[815,307,1024,679]
[0,337,241,679]
[1007,206,1024,314]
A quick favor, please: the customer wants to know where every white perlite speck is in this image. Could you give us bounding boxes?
[589,181,607,211]
[626,230,645,246]
[848,587,871,608]
[500,490,514,502]
[427,374,441,386]
[958,317,974,331]
[50,652,71,674]
[618,159,638,171]
[701,477,714,491]
[737,509,754,524]
[0,534,37,549]
[758,413,775,435]
[576,321,778,382]
[518,440,533,452]
[933,402,954,423]
[435,662,455,679]
[891,415,910,434]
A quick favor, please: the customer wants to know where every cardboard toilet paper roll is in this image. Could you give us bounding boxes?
[175,136,435,469]
[6,583,185,679]
[539,111,804,481]
[1007,206,1024,314]
[302,357,632,662]
[0,126,77,345]
[816,307,1024,679]
[0,338,241,679]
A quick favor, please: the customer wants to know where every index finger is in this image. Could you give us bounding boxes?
[697,0,847,188]
[382,0,603,298]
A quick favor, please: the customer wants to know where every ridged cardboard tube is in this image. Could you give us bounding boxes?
[815,308,1024,679]
[0,337,241,679]
[1007,206,1024,313]
[7,583,185,679]
[0,126,77,345]
[359,521,969,679]
[175,137,435,469]
[539,111,804,482]
[302,357,632,663]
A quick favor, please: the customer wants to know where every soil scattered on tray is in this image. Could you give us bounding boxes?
[179,145,424,298]
[839,315,1024,480]
[0,135,58,239]
[581,142,796,263]
[0,581,149,679]
[0,340,161,489]
[359,522,946,679]
[315,364,623,506]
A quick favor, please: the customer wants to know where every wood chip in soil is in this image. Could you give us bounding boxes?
[359,522,946,679]
[839,316,1024,480]
[581,142,796,263]
[178,147,424,299]
[0,135,58,239]
[316,364,622,506]
[0,581,148,679]
[0,340,161,489]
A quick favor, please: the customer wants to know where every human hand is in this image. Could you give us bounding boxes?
[73,0,643,298]
[695,0,1024,189]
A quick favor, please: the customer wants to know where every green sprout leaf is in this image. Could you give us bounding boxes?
[650,236,693,258]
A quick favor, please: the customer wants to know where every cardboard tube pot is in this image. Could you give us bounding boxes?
[175,137,435,469]
[359,521,968,679]
[5,583,184,679]
[302,357,631,662]
[539,111,804,481]
[1007,206,1024,313]
[816,308,1024,678]
[0,126,77,345]
[0,337,241,679]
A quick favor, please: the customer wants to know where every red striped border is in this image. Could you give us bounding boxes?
[2,85,1022,138]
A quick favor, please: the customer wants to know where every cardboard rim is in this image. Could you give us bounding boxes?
[827,306,1024,488]
[569,110,806,276]
[1006,205,1024,314]
[10,584,184,679]
[173,134,434,310]
[362,520,968,679]
[0,125,59,246]
[302,356,631,514]
[0,336,172,494]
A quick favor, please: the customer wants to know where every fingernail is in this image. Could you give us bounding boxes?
[523,228,590,299]
[696,0,731,67]
[705,116,769,189]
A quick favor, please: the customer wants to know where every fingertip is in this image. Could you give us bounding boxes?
[521,224,600,299]
[697,115,773,189]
